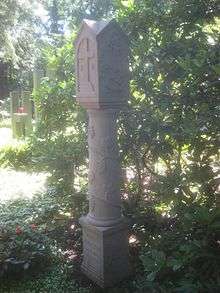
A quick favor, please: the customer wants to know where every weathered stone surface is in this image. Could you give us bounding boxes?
[76,19,130,288]
[80,217,130,288]
[13,113,28,138]
[75,19,129,109]
[22,91,33,135]
[10,91,33,138]
[33,68,44,121]
[10,91,20,138]
[87,109,122,227]
[33,68,44,91]
[10,91,20,115]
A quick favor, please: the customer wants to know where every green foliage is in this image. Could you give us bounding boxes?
[0,198,54,279]
[0,142,32,170]
[0,0,36,71]
[116,0,220,291]
[136,206,220,292]
[44,0,115,29]
[1,0,220,291]
[0,263,90,293]
[32,34,87,192]
[0,188,87,281]
[117,0,220,211]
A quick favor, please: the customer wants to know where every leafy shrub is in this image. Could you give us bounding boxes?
[0,198,55,279]
[0,185,87,279]
[136,205,220,292]
[0,263,90,293]
[0,142,32,170]
[32,34,87,192]
[31,131,87,193]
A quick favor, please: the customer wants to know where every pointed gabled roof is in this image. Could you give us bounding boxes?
[74,19,110,45]
[83,19,111,35]
[75,19,129,47]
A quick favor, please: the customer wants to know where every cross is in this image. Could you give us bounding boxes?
[77,38,95,92]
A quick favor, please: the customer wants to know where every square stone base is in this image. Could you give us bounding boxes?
[80,217,131,288]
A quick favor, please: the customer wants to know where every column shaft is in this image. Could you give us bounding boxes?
[87,109,122,226]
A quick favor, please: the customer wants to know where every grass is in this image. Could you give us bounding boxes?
[0,118,11,128]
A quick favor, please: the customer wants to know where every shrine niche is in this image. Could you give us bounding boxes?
[75,19,129,109]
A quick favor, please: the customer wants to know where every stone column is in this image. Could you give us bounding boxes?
[79,109,130,287]
[86,109,122,227]
[75,19,130,288]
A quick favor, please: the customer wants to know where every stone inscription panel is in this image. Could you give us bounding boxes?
[82,228,102,272]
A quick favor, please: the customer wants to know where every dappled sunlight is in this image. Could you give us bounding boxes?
[129,234,139,245]
[0,169,48,202]
[0,127,14,147]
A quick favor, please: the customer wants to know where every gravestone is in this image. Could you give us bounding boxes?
[10,91,33,138]
[10,91,20,138]
[33,68,44,121]
[13,113,28,138]
[22,91,33,135]
[75,19,130,288]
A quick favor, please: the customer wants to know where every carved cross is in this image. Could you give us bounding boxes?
[77,38,96,93]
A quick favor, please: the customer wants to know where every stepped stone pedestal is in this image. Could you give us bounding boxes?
[75,19,130,287]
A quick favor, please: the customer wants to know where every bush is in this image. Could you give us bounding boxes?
[0,142,32,170]
[0,263,90,293]
[136,205,220,292]
[0,184,88,279]
[0,197,55,279]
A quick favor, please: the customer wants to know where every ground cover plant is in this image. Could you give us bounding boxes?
[0,0,220,292]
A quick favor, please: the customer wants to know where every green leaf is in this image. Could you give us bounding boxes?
[147,271,157,282]
[121,0,134,8]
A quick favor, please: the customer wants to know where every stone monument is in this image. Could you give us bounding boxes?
[10,90,33,138]
[33,67,44,122]
[22,91,33,135]
[75,19,130,287]
[10,91,20,137]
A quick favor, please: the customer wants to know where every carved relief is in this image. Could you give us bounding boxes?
[88,124,95,139]
[88,170,95,183]
[77,37,97,97]
[89,197,96,213]
[89,136,118,159]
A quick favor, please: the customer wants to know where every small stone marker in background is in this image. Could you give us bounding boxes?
[75,19,130,288]
[33,67,44,122]
[10,91,20,137]
[22,91,33,135]
[10,90,33,138]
